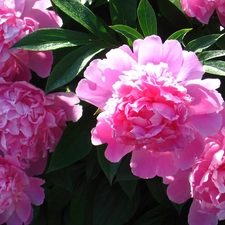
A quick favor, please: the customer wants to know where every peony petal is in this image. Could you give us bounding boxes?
[76,79,112,109]
[7,212,23,225]
[131,150,178,179]
[26,51,53,78]
[15,193,31,222]
[188,200,218,225]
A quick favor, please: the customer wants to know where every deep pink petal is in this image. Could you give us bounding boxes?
[131,150,178,179]
[15,193,31,222]
[166,169,192,204]
[24,178,45,205]
[7,212,23,225]
[105,141,133,163]
[188,200,218,225]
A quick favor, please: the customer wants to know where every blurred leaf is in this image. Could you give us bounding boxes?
[169,0,182,10]
[146,177,170,205]
[30,205,48,225]
[93,178,134,225]
[119,180,137,201]
[203,60,225,76]
[109,0,137,27]
[157,0,190,28]
[167,28,192,44]
[11,28,96,51]
[47,106,96,173]
[45,43,105,93]
[44,168,73,192]
[52,0,117,44]
[97,145,121,184]
[133,205,171,225]
[115,154,139,182]
[110,25,143,42]
[138,0,157,36]
[186,34,224,53]
[198,50,225,62]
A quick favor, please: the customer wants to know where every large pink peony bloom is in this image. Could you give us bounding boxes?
[76,35,223,179]
[164,109,225,225]
[181,0,225,26]
[0,155,44,225]
[0,78,82,175]
[0,0,62,82]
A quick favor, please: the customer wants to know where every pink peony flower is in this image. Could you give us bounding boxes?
[181,0,225,26]
[76,35,223,179]
[0,78,82,175]
[164,109,225,225]
[0,155,44,225]
[0,0,62,82]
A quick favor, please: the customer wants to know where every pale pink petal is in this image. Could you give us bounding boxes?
[76,79,112,109]
[26,51,53,78]
[51,92,82,122]
[190,113,222,137]
[133,36,162,65]
[188,200,218,225]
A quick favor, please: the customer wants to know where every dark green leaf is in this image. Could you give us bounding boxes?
[109,0,137,27]
[11,28,96,51]
[97,145,121,184]
[186,34,224,53]
[93,178,134,225]
[146,177,170,205]
[157,0,190,28]
[52,0,117,44]
[133,205,171,225]
[115,154,139,182]
[47,106,96,173]
[138,0,157,36]
[119,180,137,201]
[203,60,225,76]
[45,43,105,93]
[169,0,182,10]
[44,169,73,192]
[198,50,225,62]
[110,25,143,42]
[167,28,192,43]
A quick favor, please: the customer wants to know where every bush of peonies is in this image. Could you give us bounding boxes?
[2,0,225,224]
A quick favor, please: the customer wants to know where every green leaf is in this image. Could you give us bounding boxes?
[186,34,225,53]
[198,50,225,62]
[52,0,117,44]
[138,0,157,36]
[119,180,137,201]
[11,28,96,51]
[167,28,192,43]
[145,177,170,205]
[44,169,73,192]
[157,0,190,28]
[110,25,143,42]
[97,145,121,184]
[203,60,225,76]
[45,43,105,93]
[133,205,172,225]
[109,0,137,27]
[93,178,134,225]
[47,106,96,173]
[169,0,182,10]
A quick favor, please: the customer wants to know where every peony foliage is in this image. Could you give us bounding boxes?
[3,0,225,224]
